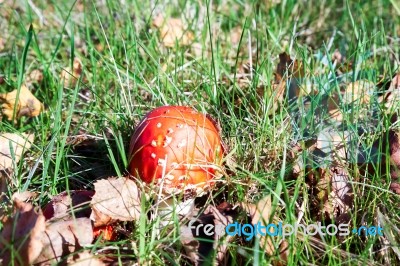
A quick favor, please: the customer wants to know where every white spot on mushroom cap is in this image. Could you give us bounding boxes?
[177,139,187,148]
[163,179,172,185]
[167,128,174,134]
[151,153,156,159]
[178,175,187,181]
[183,184,197,190]
[151,140,157,147]
[157,122,162,128]
[165,174,175,181]
[163,136,172,147]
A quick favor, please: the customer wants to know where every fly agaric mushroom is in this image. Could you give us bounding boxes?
[128,106,224,222]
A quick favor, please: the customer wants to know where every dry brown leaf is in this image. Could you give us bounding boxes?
[327,80,375,122]
[68,250,106,266]
[153,14,194,47]
[276,53,304,81]
[332,49,344,64]
[0,85,42,121]
[377,208,400,261]
[315,130,348,161]
[332,49,353,74]
[75,0,85,13]
[42,190,94,221]
[35,217,93,265]
[390,182,400,194]
[389,130,400,181]
[208,204,234,264]
[90,177,141,227]
[272,53,306,113]
[240,196,290,264]
[180,202,235,265]
[180,224,201,264]
[327,80,374,122]
[0,37,5,51]
[0,169,13,221]
[382,72,400,111]
[0,133,34,170]
[240,195,276,256]
[342,80,374,105]
[390,72,400,89]
[60,57,83,88]
[0,199,46,266]
[327,92,343,122]
[191,42,203,57]
[27,69,44,85]
[230,26,243,45]
[309,166,353,221]
[12,191,37,202]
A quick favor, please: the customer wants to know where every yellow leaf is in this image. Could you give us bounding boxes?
[27,69,44,84]
[153,14,194,47]
[0,133,34,170]
[0,85,43,121]
[0,37,5,51]
[60,57,83,88]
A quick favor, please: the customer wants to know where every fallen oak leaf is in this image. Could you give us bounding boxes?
[90,177,141,227]
[0,133,34,170]
[332,49,353,74]
[270,53,307,115]
[0,199,46,266]
[328,80,375,122]
[67,250,106,266]
[389,129,400,180]
[377,208,400,261]
[230,26,243,46]
[26,69,44,86]
[380,72,400,111]
[153,14,194,47]
[240,195,275,256]
[60,57,83,88]
[34,217,93,265]
[205,204,235,265]
[180,202,235,266]
[240,195,289,265]
[0,37,4,51]
[341,80,374,105]
[12,191,37,202]
[307,166,353,222]
[42,190,94,221]
[180,224,200,264]
[0,85,42,121]
[390,182,400,194]
[322,167,353,221]
[275,52,306,99]
[0,169,14,220]
[315,129,349,161]
[42,190,120,242]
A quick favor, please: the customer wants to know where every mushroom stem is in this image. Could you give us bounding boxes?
[153,197,195,228]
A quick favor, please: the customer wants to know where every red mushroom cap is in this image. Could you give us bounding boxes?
[128,106,223,195]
